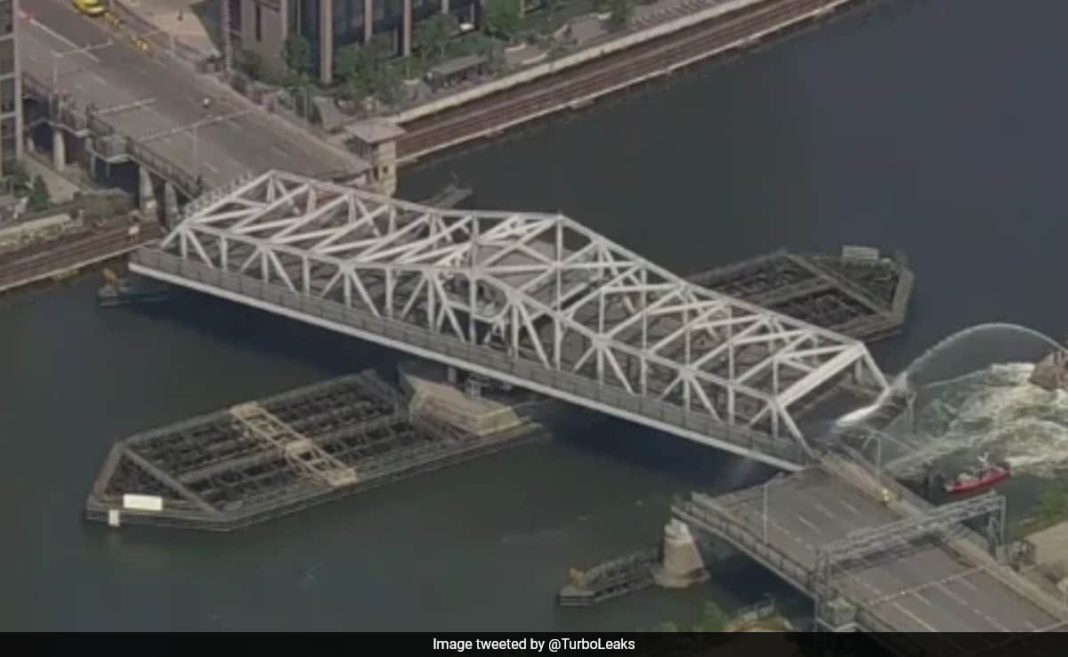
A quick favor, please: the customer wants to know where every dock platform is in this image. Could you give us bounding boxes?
[688,246,913,343]
[86,370,547,531]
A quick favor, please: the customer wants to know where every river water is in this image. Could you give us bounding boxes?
[3,0,1068,631]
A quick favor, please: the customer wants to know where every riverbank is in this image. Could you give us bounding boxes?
[395,0,865,163]
[0,218,161,297]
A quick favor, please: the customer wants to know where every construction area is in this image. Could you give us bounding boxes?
[86,368,552,531]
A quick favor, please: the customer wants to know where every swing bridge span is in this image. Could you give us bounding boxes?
[127,170,1068,636]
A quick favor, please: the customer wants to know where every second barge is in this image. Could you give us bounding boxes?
[86,367,553,531]
[688,245,913,343]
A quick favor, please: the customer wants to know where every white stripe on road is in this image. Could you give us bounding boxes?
[960,577,979,591]
[894,602,939,631]
[939,584,1011,632]
[270,145,289,157]
[796,515,819,532]
[838,500,860,515]
[813,503,837,520]
[25,19,103,62]
[203,163,221,175]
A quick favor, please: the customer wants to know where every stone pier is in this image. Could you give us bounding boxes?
[652,519,709,588]
[52,127,66,172]
[139,166,158,218]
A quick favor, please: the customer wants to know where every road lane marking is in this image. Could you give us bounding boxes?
[894,602,939,631]
[938,584,1011,632]
[203,163,221,175]
[838,500,860,515]
[913,591,933,606]
[812,503,837,520]
[1024,621,1038,631]
[270,145,288,157]
[25,19,103,63]
[796,515,819,532]
[960,576,979,591]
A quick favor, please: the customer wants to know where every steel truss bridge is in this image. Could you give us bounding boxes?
[130,170,888,470]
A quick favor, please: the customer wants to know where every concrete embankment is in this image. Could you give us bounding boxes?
[0,221,162,296]
[396,0,860,163]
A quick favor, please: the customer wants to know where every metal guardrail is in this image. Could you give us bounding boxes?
[130,249,810,469]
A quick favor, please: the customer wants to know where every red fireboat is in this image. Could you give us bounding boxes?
[942,455,1011,495]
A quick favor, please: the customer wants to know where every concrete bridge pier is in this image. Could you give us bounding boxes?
[52,126,67,172]
[652,519,709,589]
[163,182,180,229]
[138,165,159,219]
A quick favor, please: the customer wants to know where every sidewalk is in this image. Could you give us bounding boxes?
[113,0,219,60]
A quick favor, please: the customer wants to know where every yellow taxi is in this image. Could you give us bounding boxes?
[72,0,106,17]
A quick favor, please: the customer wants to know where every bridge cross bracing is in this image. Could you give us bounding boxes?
[134,170,888,470]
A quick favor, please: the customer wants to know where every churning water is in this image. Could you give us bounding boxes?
[838,324,1068,480]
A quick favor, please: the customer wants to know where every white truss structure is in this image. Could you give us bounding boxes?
[141,170,887,469]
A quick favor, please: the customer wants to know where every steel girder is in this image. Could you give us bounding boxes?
[156,170,887,464]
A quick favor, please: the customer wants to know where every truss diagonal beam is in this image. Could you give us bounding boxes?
[137,170,889,470]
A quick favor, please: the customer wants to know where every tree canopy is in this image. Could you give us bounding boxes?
[413,14,459,62]
[283,35,312,76]
[483,0,522,42]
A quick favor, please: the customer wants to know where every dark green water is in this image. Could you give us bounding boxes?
[3,0,1068,630]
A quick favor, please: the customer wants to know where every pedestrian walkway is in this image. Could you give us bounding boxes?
[113,0,219,60]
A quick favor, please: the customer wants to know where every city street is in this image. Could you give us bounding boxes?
[19,0,363,187]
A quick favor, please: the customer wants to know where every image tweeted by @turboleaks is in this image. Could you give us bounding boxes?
[432,637,637,653]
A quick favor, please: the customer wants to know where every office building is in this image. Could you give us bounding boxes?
[0,0,22,177]
[232,0,479,84]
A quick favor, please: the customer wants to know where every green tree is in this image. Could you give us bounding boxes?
[691,601,728,632]
[335,44,361,81]
[375,61,405,106]
[654,621,679,632]
[28,175,51,211]
[237,49,263,80]
[1038,486,1068,526]
[608,0,635,29]
[6,161,30,196]
[283,34,312,76]
[414,13,459,61]
[482,0,522,42]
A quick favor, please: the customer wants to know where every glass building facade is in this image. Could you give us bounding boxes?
[275,0,478,82]
[0,0,20,177]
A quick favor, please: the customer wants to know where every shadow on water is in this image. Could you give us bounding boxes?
[123,287,396,379]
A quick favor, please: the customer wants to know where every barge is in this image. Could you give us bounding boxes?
[557,548,661,607]
[688,245,913,343]
[86,367,552,531]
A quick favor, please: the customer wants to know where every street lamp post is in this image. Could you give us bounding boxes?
[52,41,113,89]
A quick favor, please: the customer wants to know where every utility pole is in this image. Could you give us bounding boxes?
[52,41,113,89]
[221,0,233,73]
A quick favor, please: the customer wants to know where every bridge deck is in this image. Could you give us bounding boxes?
[684,468,1061,635]
[20,1,363,188]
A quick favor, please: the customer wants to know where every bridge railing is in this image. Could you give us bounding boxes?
[131,249,809,469]
[672,494,814,592]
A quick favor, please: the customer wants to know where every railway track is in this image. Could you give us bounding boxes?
[0,223,163,294]
[398,0,848,161]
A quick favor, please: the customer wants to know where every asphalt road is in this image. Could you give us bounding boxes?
[19,1,362,188]
[712,469,1060,635]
